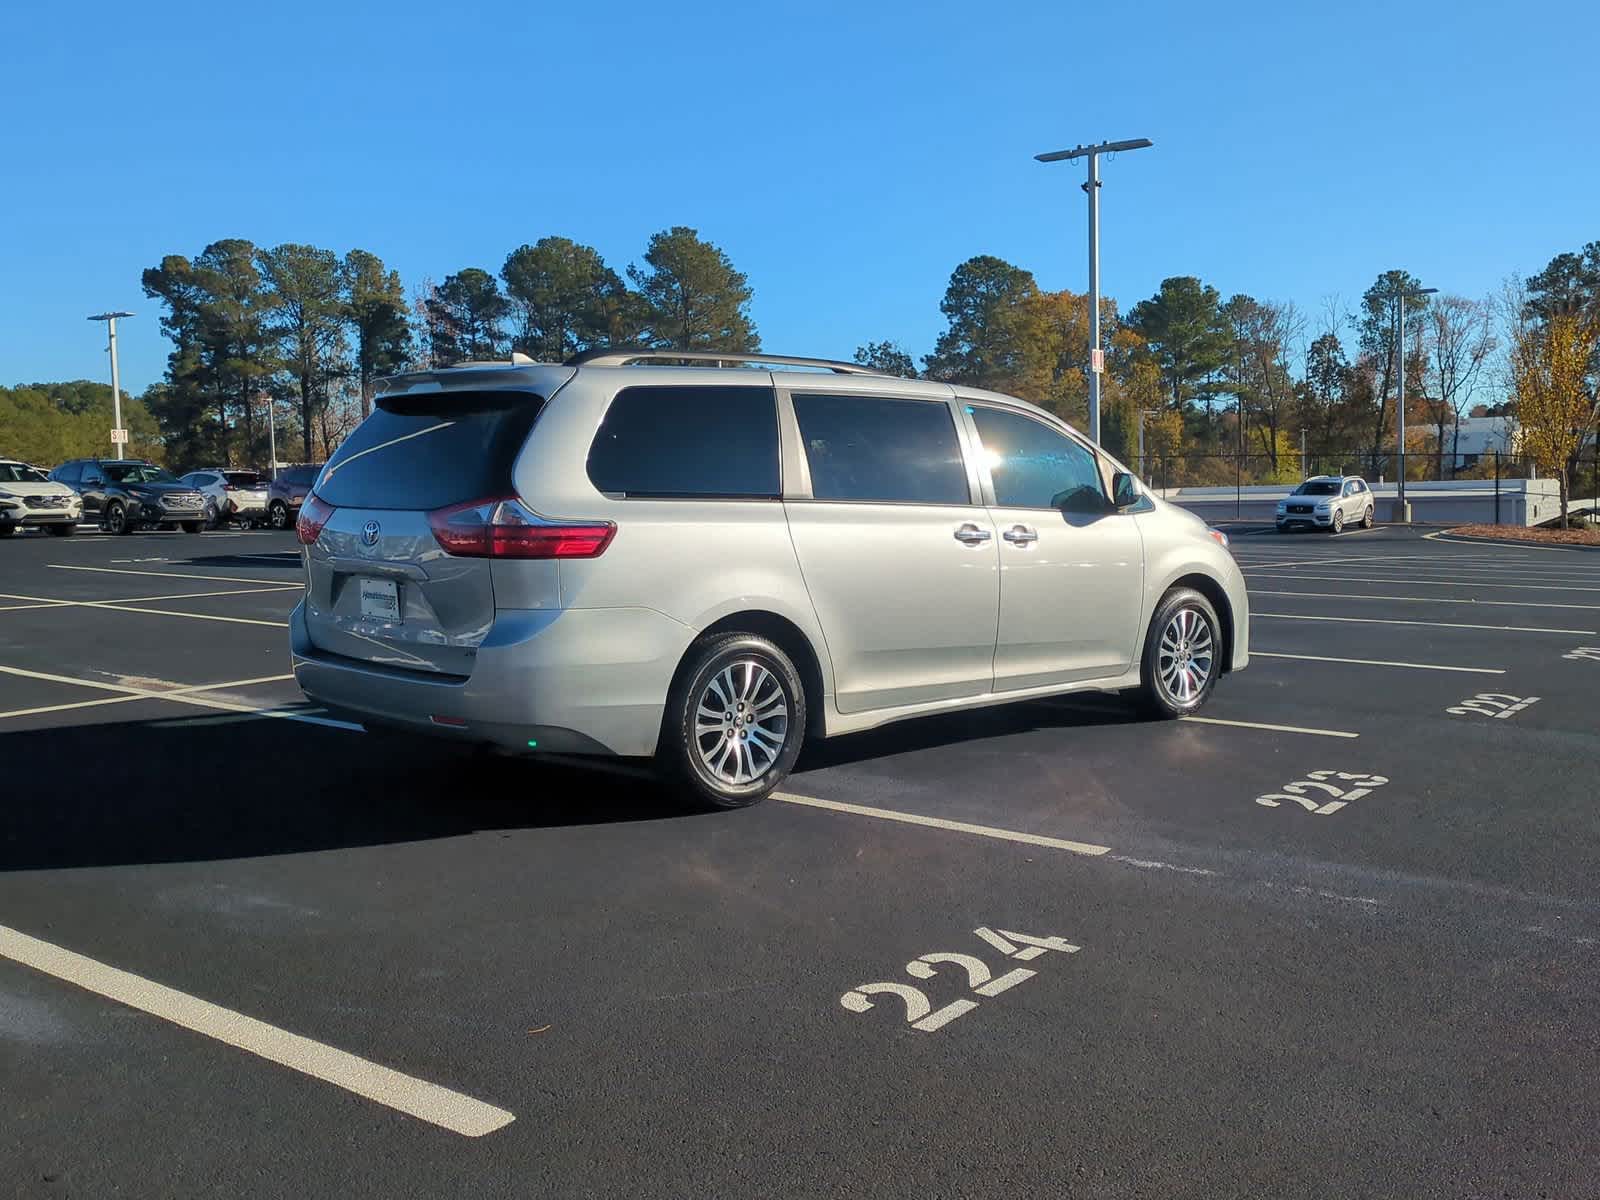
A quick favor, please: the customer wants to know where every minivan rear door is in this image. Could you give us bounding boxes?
[301,387,552,676]
[783,387,999,713]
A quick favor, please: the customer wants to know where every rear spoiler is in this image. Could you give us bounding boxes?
[377,364,574,397]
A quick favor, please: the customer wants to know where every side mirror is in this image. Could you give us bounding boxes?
[1111,472,1141,510]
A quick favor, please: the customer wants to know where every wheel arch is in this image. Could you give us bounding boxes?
[1165,573,1235,675]
[682,610,829,738]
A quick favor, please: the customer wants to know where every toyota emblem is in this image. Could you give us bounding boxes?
[360,520,381,547]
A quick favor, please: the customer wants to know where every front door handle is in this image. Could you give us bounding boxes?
[953,522,992,545]
[1002,525,1039,545]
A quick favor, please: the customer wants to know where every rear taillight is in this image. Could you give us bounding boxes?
[427,497,615,559]
[296,494,334,545]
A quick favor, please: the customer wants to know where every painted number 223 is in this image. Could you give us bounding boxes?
[1256,769,1389,816]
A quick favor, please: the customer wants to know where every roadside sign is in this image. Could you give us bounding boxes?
[110,428,129,444]
[1089,349,1105,374]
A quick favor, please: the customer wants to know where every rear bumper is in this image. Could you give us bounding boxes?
[290,601,694,757]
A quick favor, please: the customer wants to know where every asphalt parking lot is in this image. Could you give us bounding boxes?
[3,522,1599,1198]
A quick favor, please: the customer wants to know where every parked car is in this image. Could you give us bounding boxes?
[49,458,208,534]
[291,350,1250,808]
[0,459,82,536]
[1275,475,1375,533]
[181,468,271,528]
[266,464,323,530]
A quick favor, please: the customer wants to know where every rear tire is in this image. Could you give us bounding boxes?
[46,524,76,537]
[1135,588,1222,719]
[659,632,806,809]
[105,502,130,536]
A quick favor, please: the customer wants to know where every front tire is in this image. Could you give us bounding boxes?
[268,500,290,530]
[1331,509,1345,534]
[105,502,130,536]
[660,633,806,809]
[1135,588,1222,719]
[1361,506,1374,530]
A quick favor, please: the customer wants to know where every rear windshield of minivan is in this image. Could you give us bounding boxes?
[316,391,545,510]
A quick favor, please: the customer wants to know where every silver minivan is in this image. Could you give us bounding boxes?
[291,351,1249,807]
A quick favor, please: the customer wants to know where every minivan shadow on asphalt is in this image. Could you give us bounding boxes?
[792,692,1135,773]
[0,718,702,872]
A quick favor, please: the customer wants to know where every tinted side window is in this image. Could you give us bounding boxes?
[970,407,1104,510]
[792,393,969,505]
[587,386,779,499]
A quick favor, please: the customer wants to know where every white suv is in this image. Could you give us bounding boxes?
[0,460,82,536]
[1276,475,1374,533]
[291,351,1250,807]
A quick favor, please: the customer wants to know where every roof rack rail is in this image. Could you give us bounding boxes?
[563,347,880,375]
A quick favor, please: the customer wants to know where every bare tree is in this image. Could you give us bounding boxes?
[1427,295,1497,477]
[1223,296,1304,469]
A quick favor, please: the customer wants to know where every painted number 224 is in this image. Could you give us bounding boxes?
[840,927,1079,1034]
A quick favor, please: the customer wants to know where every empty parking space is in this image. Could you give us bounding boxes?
[3,526,1599,1196]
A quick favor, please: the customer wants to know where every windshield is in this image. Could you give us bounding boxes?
[1292,481,1341,496]
[0,463,48,484]
[104,464,178,484]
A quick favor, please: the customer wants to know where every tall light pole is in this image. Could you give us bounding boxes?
[88,311,134,457]
[1390,286,1437,518]
[1036,137,1153,446]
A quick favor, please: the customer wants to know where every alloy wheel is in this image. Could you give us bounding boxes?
[694,659,790,786]
[1157,608,1215,705]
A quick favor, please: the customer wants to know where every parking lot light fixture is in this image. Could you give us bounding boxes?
[88,311,135,458]
[1036,138,1153,447]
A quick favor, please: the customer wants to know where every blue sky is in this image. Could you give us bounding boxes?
[2,0,1596,395]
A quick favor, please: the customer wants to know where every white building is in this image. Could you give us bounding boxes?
[1445,415,1518,469]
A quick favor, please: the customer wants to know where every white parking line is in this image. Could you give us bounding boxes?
[1256,612,1595,635]
[49,564,293,585]
[1242,572,1600,594]
[773,793,1111,857]
[1047,698,1360,739]
[1252,651,1505,675]
[0,922,514,1138]
[0,666,355,729]
[1179,715,1359,738]
[0,592,287,629]
[1250,588,1600,611]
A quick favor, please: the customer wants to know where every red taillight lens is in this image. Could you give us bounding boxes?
[427,497,614,559]
[296,494,334,545]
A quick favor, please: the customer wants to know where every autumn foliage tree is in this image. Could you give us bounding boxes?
[1513,309,1600,527]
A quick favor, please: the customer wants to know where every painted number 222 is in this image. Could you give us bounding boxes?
[1447,692,1539,719]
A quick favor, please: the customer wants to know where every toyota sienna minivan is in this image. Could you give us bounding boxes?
[291,350,1249,807]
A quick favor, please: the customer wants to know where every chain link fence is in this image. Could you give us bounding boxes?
[1138,446,1600,526]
